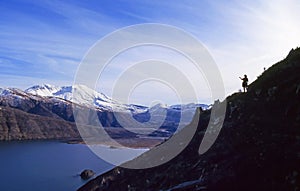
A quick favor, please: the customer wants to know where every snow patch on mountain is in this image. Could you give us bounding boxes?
[25,84,148,112]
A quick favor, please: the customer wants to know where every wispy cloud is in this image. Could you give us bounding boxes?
[0,0,120,87]
[0,0,299,104]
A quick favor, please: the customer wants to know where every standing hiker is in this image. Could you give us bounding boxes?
[239,74,248,92]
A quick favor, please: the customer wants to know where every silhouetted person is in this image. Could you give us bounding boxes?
[239,74,248,92]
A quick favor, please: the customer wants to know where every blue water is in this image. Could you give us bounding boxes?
[0,141,146,191]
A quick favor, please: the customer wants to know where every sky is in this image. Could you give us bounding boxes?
[0,0,300,105]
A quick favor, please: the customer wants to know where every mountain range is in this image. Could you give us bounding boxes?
[0,83,208,146]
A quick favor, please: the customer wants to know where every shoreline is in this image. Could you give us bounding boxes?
[64,137,165,149]
[0,136,165,149]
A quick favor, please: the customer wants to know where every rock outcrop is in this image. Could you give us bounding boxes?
[80,169,95,180]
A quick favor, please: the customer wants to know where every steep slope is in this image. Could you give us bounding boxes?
[0,106,79,141]
[78,48,300,191]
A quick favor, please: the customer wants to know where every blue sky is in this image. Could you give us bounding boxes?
[1,0,300,105]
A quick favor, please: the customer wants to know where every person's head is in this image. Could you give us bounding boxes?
[244,74,247,77]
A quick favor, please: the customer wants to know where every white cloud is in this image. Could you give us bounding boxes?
[1,0,300,105]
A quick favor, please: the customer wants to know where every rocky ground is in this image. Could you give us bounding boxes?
[78,48,300,191]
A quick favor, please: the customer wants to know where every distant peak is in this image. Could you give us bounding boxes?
[43,84,55,88]
[26,84,57,91]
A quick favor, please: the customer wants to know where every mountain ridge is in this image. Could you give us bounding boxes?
[78,47,300,191]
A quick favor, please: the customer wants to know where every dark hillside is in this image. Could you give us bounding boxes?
[78,48,300,191]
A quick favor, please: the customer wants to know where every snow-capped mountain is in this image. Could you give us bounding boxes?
[25,84,110,104]
[25,84,148,112]
[25,84,208,112]
[1,84,208,115]
[0,87,53,108]
[25,84,63,97]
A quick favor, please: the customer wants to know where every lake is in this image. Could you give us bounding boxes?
[0,141,147,191]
